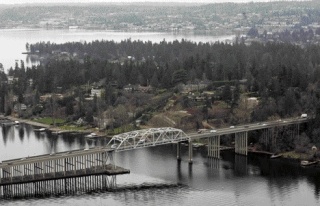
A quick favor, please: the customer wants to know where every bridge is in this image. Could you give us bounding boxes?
[188,117,309,158]
[106,116,308,160]
[0,116,310,198]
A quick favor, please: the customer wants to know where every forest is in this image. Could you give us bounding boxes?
[3,38,320,153]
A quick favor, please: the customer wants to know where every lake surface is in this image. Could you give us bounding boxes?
[0,29,234,71]
[0,124,320,206]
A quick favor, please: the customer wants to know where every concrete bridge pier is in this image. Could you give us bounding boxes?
[235,132,248,155]
[208,135,220,159]
[177,142,181,161]
[261,128,273,149]
[188,140,193,164]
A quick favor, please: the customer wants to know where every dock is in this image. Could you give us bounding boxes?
[0,148,129,199]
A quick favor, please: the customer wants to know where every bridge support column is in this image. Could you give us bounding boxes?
[208,135,220,159]
[188,140,193,164]
[235,132,248,155]
[177,142,181,161]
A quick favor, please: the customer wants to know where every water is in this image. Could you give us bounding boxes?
[0,29,234,71]
[0,124,320,206]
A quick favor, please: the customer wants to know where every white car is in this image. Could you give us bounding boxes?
[229,126,235,129]
[111,144,118,149]
[301,114,307,118]
[210,130,217,133]
[138,139,145,144]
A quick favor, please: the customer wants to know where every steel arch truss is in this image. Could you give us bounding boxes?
[107,127,190,151]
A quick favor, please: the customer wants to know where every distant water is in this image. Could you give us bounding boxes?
[1,0,308,4]
[0,29,234,71]
[1,124,320,206]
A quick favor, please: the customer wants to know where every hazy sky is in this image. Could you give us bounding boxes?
[0,0,276,4]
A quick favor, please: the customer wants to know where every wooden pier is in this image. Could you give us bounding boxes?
[0,148,129,199]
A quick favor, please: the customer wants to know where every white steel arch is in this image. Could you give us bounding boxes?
[106,127,190,151]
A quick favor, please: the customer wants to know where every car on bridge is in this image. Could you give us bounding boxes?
[138,139,146,144]
[301,113,308,118]
[210,129,217,133]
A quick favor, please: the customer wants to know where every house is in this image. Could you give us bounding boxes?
[91,88,103,98]
[138,85,152,93]
[14,103,27,112]
[182,81,211,92]
[40,93,63,103]
[247,97,259,108]
[7,76,18,85]
[123,84,137,92]
[28,79,33,86]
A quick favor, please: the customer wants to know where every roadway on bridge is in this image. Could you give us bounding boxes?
[188,117,309,140]
[0,147,113,168]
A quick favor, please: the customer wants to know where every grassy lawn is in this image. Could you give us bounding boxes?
[282,151,313,160]
[106,125,137,135]
[34,117,66,125]
[59,125,87,131]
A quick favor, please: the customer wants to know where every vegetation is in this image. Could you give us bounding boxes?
[2,37,320,155]
[33,117,66,125]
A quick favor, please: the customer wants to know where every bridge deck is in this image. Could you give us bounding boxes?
[189,117,309,140]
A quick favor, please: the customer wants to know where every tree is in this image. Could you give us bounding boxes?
[283,89,297,116]
[231,82,240,108]
[26,42,30,52]
[160,63,173,88]
[221,85,232,105]
[114,105,129,132]
[65,101,74,116]
[85,108,94,125]
[150,72,159,88]
[247,27,259,37]
[181,96,191,109]
[294,132,310,152]
[172,69,187,85]
[202,95,212,121]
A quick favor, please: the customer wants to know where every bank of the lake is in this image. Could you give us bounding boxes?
[4,115,107,138]
[0,29,235,71]
[5,114,319,168]
[0,122,320,205]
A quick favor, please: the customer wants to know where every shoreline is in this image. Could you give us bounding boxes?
[3,115,107,137]
[2,115,319,165]
[5,115,50,128]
